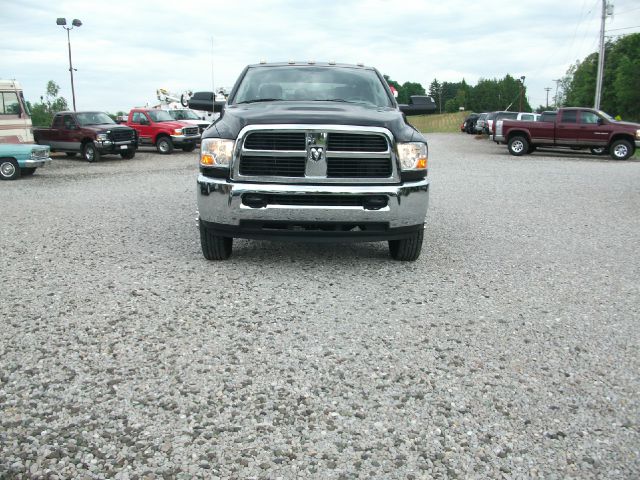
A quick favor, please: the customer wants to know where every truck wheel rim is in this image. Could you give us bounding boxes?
[614,145,628,158]
[512,141,524,153]
[159,141,168,152]
[1,162,16,177]
[86,147,94,160]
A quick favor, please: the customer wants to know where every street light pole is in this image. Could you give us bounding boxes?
[56,18,82,111]
[544,87,551,109]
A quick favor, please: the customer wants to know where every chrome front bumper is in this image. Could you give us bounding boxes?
[197,175,429,239]
[21,157,51,168]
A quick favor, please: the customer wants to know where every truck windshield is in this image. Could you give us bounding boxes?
[76,112,115,126]
[148,110,175,122]
[232,66,393,107]
[167,109,201,120]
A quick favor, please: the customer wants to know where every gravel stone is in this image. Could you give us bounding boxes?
[1,137,639,478]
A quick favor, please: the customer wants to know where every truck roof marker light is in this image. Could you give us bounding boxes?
[259,59,266,64]
[288,59,295,64]
[308,60,315,64]
[329,60,336,65]
[357,62,364,67]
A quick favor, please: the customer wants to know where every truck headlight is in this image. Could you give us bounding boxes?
[636,129,640,139]
[201,138,234,167]
[397,142,428,170]
[96,133,110,143]
[174,128,183,135]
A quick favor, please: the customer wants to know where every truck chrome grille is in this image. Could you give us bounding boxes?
[327,157,392,178]
[110,129,135,142]
[183,126,199,136]
[239,155,306,177]
[327,133,388,152]
[244,132,306,150]
[234,126,397,184]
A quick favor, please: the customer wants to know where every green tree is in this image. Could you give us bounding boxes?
[563,33,640,121]
[28,81,68,127]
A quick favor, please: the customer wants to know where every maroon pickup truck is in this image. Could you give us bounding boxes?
[502,107,640,160]
[34,111,137,162]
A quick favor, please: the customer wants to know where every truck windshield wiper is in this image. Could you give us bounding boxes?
[236,98,283,105]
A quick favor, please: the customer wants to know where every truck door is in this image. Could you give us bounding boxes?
[131,112,152,145]
[62,114,82,151]
[577,110,609,147]
[556,110,580,145]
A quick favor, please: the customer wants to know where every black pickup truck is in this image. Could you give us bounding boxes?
[34,111,138,162]
[191,62,436,260]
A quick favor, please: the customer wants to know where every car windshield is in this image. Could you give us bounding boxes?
[76,112,115,126]
[147,110,174,122]
[597,110,615,121]
[167,109,201,121]
[232,65,393,107]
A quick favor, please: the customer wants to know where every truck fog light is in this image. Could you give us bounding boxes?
[397,142,428,170]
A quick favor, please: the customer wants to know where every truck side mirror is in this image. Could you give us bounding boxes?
[399,95,437,116]
[597,117,604,125]
[188,91,226,113]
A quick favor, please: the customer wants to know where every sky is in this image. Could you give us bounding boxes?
[2,0,639,113]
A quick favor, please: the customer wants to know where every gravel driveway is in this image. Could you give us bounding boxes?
[1,136,638,479]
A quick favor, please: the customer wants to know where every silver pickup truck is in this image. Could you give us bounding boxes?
[192,62,435,260]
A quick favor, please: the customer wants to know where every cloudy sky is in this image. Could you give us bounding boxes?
[2,0,639,113]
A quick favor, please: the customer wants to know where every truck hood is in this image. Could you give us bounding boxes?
[211,101,423,143]
[612,120,640,129]
[82,124,135,133]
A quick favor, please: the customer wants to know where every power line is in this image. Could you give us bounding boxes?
[606,25,640,31]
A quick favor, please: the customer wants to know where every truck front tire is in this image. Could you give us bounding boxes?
[388,229,424,261]
[200,221,233,260]
[82,142,101,162]
[508,136,529,156]
[0,158,20,180]
[610,139,633,160]
[156,137,174,154]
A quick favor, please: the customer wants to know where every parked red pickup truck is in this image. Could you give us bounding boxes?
[125,108,200,154]
[34,111,137,162]
[502,107,640,160]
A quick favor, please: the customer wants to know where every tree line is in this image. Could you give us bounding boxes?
[559,33,639,121]
[385,74,532,114]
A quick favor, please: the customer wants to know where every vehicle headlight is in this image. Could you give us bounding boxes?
[636,129,640,139]
[96,133,109,142]
[174,128,183,135]
[397,142,428,170]
[201,138,235,167]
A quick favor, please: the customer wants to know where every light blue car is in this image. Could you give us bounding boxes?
[0,143,51,180]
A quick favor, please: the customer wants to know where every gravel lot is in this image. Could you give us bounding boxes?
[1,135,638,479]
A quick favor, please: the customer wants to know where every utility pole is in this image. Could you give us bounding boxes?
[553,79,562,108]
[544,87,551,109]
[518,76,525,112]
[594,0,613,110]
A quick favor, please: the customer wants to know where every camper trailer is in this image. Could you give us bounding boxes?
[0,80,34,143]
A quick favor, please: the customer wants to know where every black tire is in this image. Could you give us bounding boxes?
[200,220,232,260]
[156,136,173,154]
[0,158,20,180]
[590,147,608,155]
[21,168,36,176]
[120,150,136,159]
[182,143,196,152]
[508,136,529,156]
[609,140,633,160]
[388,228,424,261]
[82,142,101,162]
[65,152,77,158]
